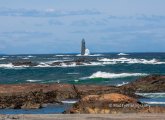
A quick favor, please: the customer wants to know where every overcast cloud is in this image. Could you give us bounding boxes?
[0,0,165,54]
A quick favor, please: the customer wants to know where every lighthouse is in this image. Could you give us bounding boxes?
[81,38,86,55]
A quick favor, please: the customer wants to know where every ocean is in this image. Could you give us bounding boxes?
[0,53,165,85]
[0,52,165,114]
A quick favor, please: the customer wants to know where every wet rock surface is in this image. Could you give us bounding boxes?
[11,57,98,67]
[12,61,37,66]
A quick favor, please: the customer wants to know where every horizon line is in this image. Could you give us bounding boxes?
[0,52,165,55]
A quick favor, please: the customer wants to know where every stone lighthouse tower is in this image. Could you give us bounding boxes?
[81,38,86,55]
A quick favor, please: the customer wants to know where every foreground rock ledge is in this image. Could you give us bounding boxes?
[65,93,165,114]
[0,75,164,111]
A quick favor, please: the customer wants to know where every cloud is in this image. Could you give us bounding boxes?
[71,19,107,27]
[107,15,165,22]
[0,31,52,41]
[48,19,64,26]
[0,8,101,17]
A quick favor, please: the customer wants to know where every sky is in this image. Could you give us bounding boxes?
[0,0,165,54]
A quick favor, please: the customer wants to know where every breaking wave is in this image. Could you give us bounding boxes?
[0,58,6,60]
[26,80,42,82]
[117,82,129,86]
[27,55,35,58]
[0,63,29,68]
[55,55,72,57]
[98,57,165,64]
[118,53,129,56]
[86,71,148,79]
[22,57,30,60]
[76,54,102,56]
[36,62,102,68]
[0,63,14,68]
[0,57,164,69]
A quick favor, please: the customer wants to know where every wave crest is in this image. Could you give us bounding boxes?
[87,71,148,79]
[98,57,165,64]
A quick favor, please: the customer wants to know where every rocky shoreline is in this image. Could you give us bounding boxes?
[0,75,165,113]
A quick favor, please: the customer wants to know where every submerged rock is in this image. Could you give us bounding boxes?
[21,102,42,109]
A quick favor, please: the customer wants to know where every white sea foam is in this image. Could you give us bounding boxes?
[143,102,165,104]
[55,55,72,57]
[76,53,102,56]
[74,80,79,82]
[117,82,129,86]
[61,100,78,104]
[0,63,14,68]
[84,49,90,56]
[0,63,29,68]
[3,56,9,58]
[36,61,102,68]
[118,53,129,56]
[87,71,148,79]
[26,80,42,82]
[27,55,35,58]
[36,62,52,67]
[136,93,165,98]
[98,57,165,64]
[67,73,80,75]
[22,57,29,59]
[0,58,6,60]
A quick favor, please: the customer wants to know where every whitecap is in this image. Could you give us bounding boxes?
[74,80,79,82]
[27,55,35,58]
[98,57,165,65]
[22,57,29,60]
[118,53,129,56]
[55,55,72,57]
[0,63,14,68]
[3,56,9,58]
[76,54,102,57]
[84,49,90,56]
[86,71,148,79]
[117,82,129,86]
[0,58,6,60]
[26,80,42,82]
[36,61,103,68]
[0,63,30,68]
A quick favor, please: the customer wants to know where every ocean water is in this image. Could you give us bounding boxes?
[0,53,164,85]
[0,103,73,114]
[0,53,165,113]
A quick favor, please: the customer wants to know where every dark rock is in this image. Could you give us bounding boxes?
[121,75,165,93]
[12,61,37,66]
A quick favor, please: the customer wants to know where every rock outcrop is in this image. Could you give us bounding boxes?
[65,93,165,114]
[12,61,37,66]
[0,84,120,109]
[121,75,165,93]
[0,75,165,111]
